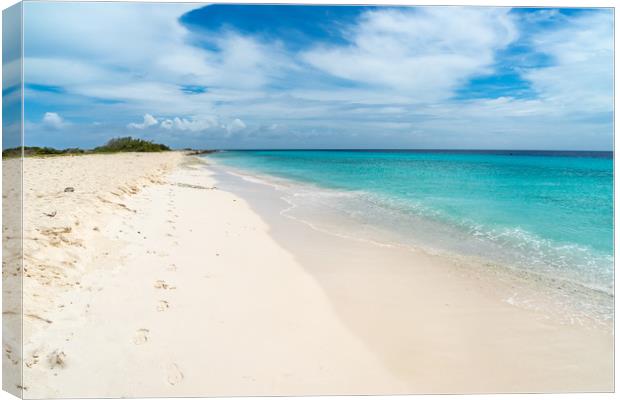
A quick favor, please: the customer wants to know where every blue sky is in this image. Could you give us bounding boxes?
[13,3,614,150]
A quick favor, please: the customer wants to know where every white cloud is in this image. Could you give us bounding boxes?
[158,115,246,135]
[160,119,174,130]
[23,2,293,116]
[42,112,65,129]
[24,3,197,69]
[302,7,517,101]
[226,118,247,134]
[160,116,219,132]
[127,113,158,129]
[25,58,116,87]
[523,10,613,114]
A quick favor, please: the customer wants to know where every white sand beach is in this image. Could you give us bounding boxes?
[3,152,613,398]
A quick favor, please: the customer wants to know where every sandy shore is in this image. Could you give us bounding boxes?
[4,152,613,397]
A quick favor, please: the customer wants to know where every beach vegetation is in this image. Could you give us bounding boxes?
[2,146,86,158]
[92,137,170,153]
[2,137,170,158]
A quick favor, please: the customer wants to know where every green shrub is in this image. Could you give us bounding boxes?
[92,137,170,153]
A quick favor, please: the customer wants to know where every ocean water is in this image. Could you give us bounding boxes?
[207,150,614,321]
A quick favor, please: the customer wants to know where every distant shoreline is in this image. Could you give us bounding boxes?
[1,137,213,159]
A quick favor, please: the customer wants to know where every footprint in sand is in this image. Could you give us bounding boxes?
[166,363,184,386]
[24,352,39,368]
[154,280,176,290]
[48,350,66,369]
[133,329,150,345]
[157,300,170,312]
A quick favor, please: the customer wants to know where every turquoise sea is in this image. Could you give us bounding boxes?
[208,150,614,321]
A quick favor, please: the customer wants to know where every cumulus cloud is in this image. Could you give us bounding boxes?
[160,119,174,130]
[158,115,247,135]
[127,113,158,129]
[160,116,218,132]
[42,112,65,129]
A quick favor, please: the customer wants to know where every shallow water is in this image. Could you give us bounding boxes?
[207,150,614,322]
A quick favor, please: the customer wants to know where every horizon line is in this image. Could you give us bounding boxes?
[210,148,613,153]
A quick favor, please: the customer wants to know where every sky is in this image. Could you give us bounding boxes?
[10,3,615,150]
